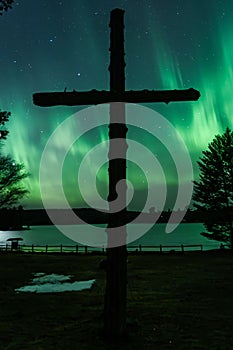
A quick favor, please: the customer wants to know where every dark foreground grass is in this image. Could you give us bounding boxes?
[0,251,233,349]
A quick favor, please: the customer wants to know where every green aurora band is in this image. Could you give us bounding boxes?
[0,1,232,210]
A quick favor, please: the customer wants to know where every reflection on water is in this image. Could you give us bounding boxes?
[0,223,223,250]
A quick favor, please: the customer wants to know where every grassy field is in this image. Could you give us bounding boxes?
[0,250,233,349]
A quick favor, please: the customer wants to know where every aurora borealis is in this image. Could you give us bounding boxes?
[0,0,232,210]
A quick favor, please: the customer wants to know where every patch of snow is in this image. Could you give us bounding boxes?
[15,273,95,293]
[33,272,45,277]
[32,273,72,284]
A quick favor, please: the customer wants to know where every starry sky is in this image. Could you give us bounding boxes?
[0,0,232,210]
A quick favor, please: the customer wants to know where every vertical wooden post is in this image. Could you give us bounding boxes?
[104,9,128,338]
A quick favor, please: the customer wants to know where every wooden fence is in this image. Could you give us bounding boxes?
[0,243,205,254]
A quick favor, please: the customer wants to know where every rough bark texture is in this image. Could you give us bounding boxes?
[104,9,127,339]
[33,88,200,107]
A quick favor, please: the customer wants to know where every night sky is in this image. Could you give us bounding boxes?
[0,0,232,211]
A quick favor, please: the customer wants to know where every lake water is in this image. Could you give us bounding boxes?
[0,223,224,252]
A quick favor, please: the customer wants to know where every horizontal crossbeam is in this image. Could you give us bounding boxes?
[33,88,200,107]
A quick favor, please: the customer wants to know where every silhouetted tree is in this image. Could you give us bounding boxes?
[0,110,29,208]
[0,0,13,15]
[193,127,233,247]
[0,110,10,140]
[0,155,28,207]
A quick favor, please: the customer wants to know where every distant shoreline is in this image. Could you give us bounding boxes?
[0,208,202,230]
[21,208,202,226]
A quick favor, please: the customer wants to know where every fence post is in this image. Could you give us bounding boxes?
[32,244,34,253]
[60,244,63,254]
[76,245,79,254]
[160,244,162,254]
[102,246,105,254]
[139,244,142,252]
[85,245,88,255]
[181,244,184,253]
[200,244,203,252]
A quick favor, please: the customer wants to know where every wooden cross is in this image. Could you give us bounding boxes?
[33,8,200,339]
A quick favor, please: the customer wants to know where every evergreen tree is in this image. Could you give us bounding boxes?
[0,110,29,208]
[193,127,233,247]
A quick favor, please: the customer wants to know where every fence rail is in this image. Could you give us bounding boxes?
[0,243,209,254]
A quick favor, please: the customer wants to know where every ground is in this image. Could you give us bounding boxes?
[0,250,233,349]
